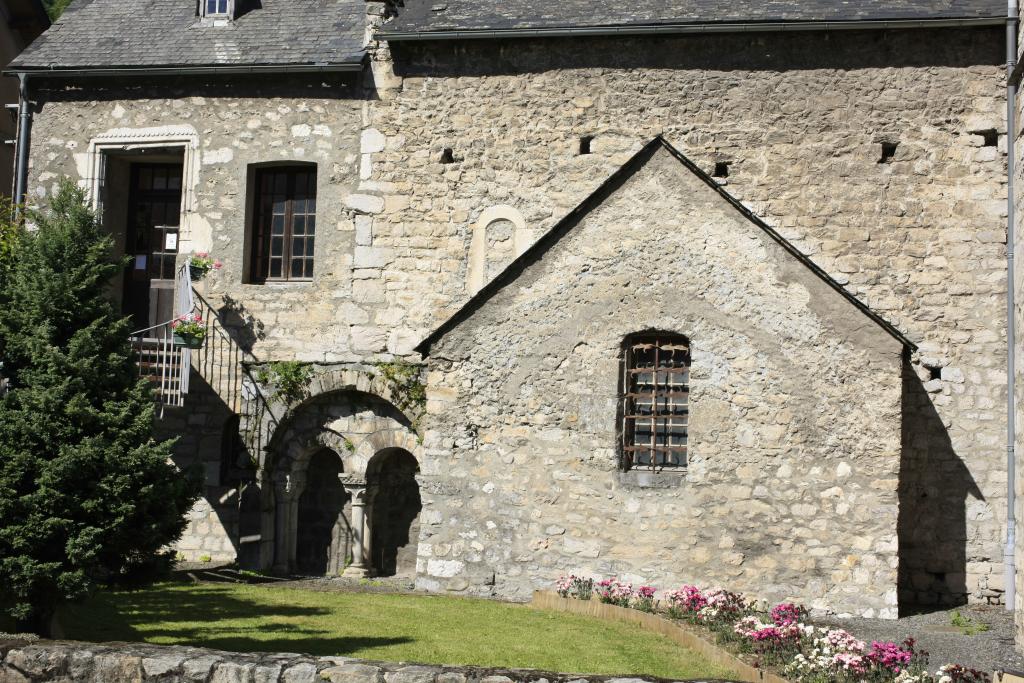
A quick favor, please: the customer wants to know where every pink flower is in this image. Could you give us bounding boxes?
[666,585,707,613]
[833,653,868,674]
[823,628,866,654]
[867,641,913,673]
[770,602,807,627]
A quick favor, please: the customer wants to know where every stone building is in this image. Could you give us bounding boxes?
[0,0,47,197]
[6,0,1018,621]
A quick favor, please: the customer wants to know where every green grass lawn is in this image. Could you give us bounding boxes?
[59,581,733,679]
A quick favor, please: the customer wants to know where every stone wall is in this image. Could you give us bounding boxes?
[365,29,1009,609]
[27,74,366,362]
[21,24,1013,609]
[420,142,905,617]
[0,638,697,683]
[24,74,370,563]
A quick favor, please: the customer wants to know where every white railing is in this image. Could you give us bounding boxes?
[128,262,195,414]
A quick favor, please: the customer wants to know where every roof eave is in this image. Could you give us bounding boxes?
[4,60,366,78]
[379,16,1005,41]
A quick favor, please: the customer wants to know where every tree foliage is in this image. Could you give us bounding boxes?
[0,197,20,280]
[0,180,200,635]
[42,0,72,21]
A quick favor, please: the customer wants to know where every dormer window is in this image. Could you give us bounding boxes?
[202,0,234,19]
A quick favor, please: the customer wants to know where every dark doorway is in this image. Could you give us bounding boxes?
[370,449,422,577]
[295,450,350,575]
[122,162,184,330]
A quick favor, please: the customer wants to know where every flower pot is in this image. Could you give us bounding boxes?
[189,266,210,281]
[173,333,204,349]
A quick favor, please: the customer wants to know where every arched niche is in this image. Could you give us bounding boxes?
[467,205,531,295]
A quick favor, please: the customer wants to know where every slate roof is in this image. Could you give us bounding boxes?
[415,137,915,355]
[10,0,366,72]
[382,0,1006,37]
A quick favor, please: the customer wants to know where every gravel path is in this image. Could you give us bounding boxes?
[822,605,1023,674]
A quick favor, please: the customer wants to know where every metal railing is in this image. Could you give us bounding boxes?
[128,260,276,468]
[128,262,194,414]
[190,290,276,468]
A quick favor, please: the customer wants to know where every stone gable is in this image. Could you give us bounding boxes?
[420,140,905,617]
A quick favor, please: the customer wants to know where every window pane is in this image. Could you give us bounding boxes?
[252,166,317,283]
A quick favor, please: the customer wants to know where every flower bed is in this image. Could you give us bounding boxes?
[553,577,991,683]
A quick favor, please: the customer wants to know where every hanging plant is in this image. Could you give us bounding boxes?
[189,252,223,280]
[171,313,206,349]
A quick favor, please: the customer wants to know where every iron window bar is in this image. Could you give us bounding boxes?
[621,336,690,471]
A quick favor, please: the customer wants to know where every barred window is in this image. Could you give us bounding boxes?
[250,166,317,283]
[621,334,690,470]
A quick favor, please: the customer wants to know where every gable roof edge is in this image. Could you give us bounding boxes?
[379,16,1005,41]
[414,136,916,355]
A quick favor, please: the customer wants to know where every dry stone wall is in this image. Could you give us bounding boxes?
[0,638,715,683]
[421,144,905,617]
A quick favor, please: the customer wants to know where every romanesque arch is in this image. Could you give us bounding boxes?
[254,380,423,576]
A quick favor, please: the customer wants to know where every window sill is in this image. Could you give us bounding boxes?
[245,280,314,287]
[617,469,687,489]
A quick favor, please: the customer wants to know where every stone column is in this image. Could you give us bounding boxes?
[341,475,371,577]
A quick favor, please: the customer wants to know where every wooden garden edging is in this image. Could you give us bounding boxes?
[530,591,791,683]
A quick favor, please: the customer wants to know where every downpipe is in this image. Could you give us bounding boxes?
[1006,0,1018,613]
[13,72,31,214]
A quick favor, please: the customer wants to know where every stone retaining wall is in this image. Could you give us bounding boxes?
[0,638,733,683]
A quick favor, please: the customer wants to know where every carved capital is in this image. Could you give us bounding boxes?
[339,474,368,503]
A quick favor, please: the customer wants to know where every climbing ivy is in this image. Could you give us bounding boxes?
[255,361,314,405]
[372,360,426,434]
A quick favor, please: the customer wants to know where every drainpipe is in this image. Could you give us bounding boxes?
[1006,0,1018,613]
[13,72,31,215]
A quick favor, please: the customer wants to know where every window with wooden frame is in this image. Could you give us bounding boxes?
[202,0,233,17]
[249,165,317,283]
[620,334,690,470]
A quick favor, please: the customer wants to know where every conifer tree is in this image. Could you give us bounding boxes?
[0,180,200,635]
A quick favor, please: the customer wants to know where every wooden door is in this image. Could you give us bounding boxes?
[123,163,184,331]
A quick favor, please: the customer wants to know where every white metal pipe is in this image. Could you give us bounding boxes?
[1006,0,1018,613]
